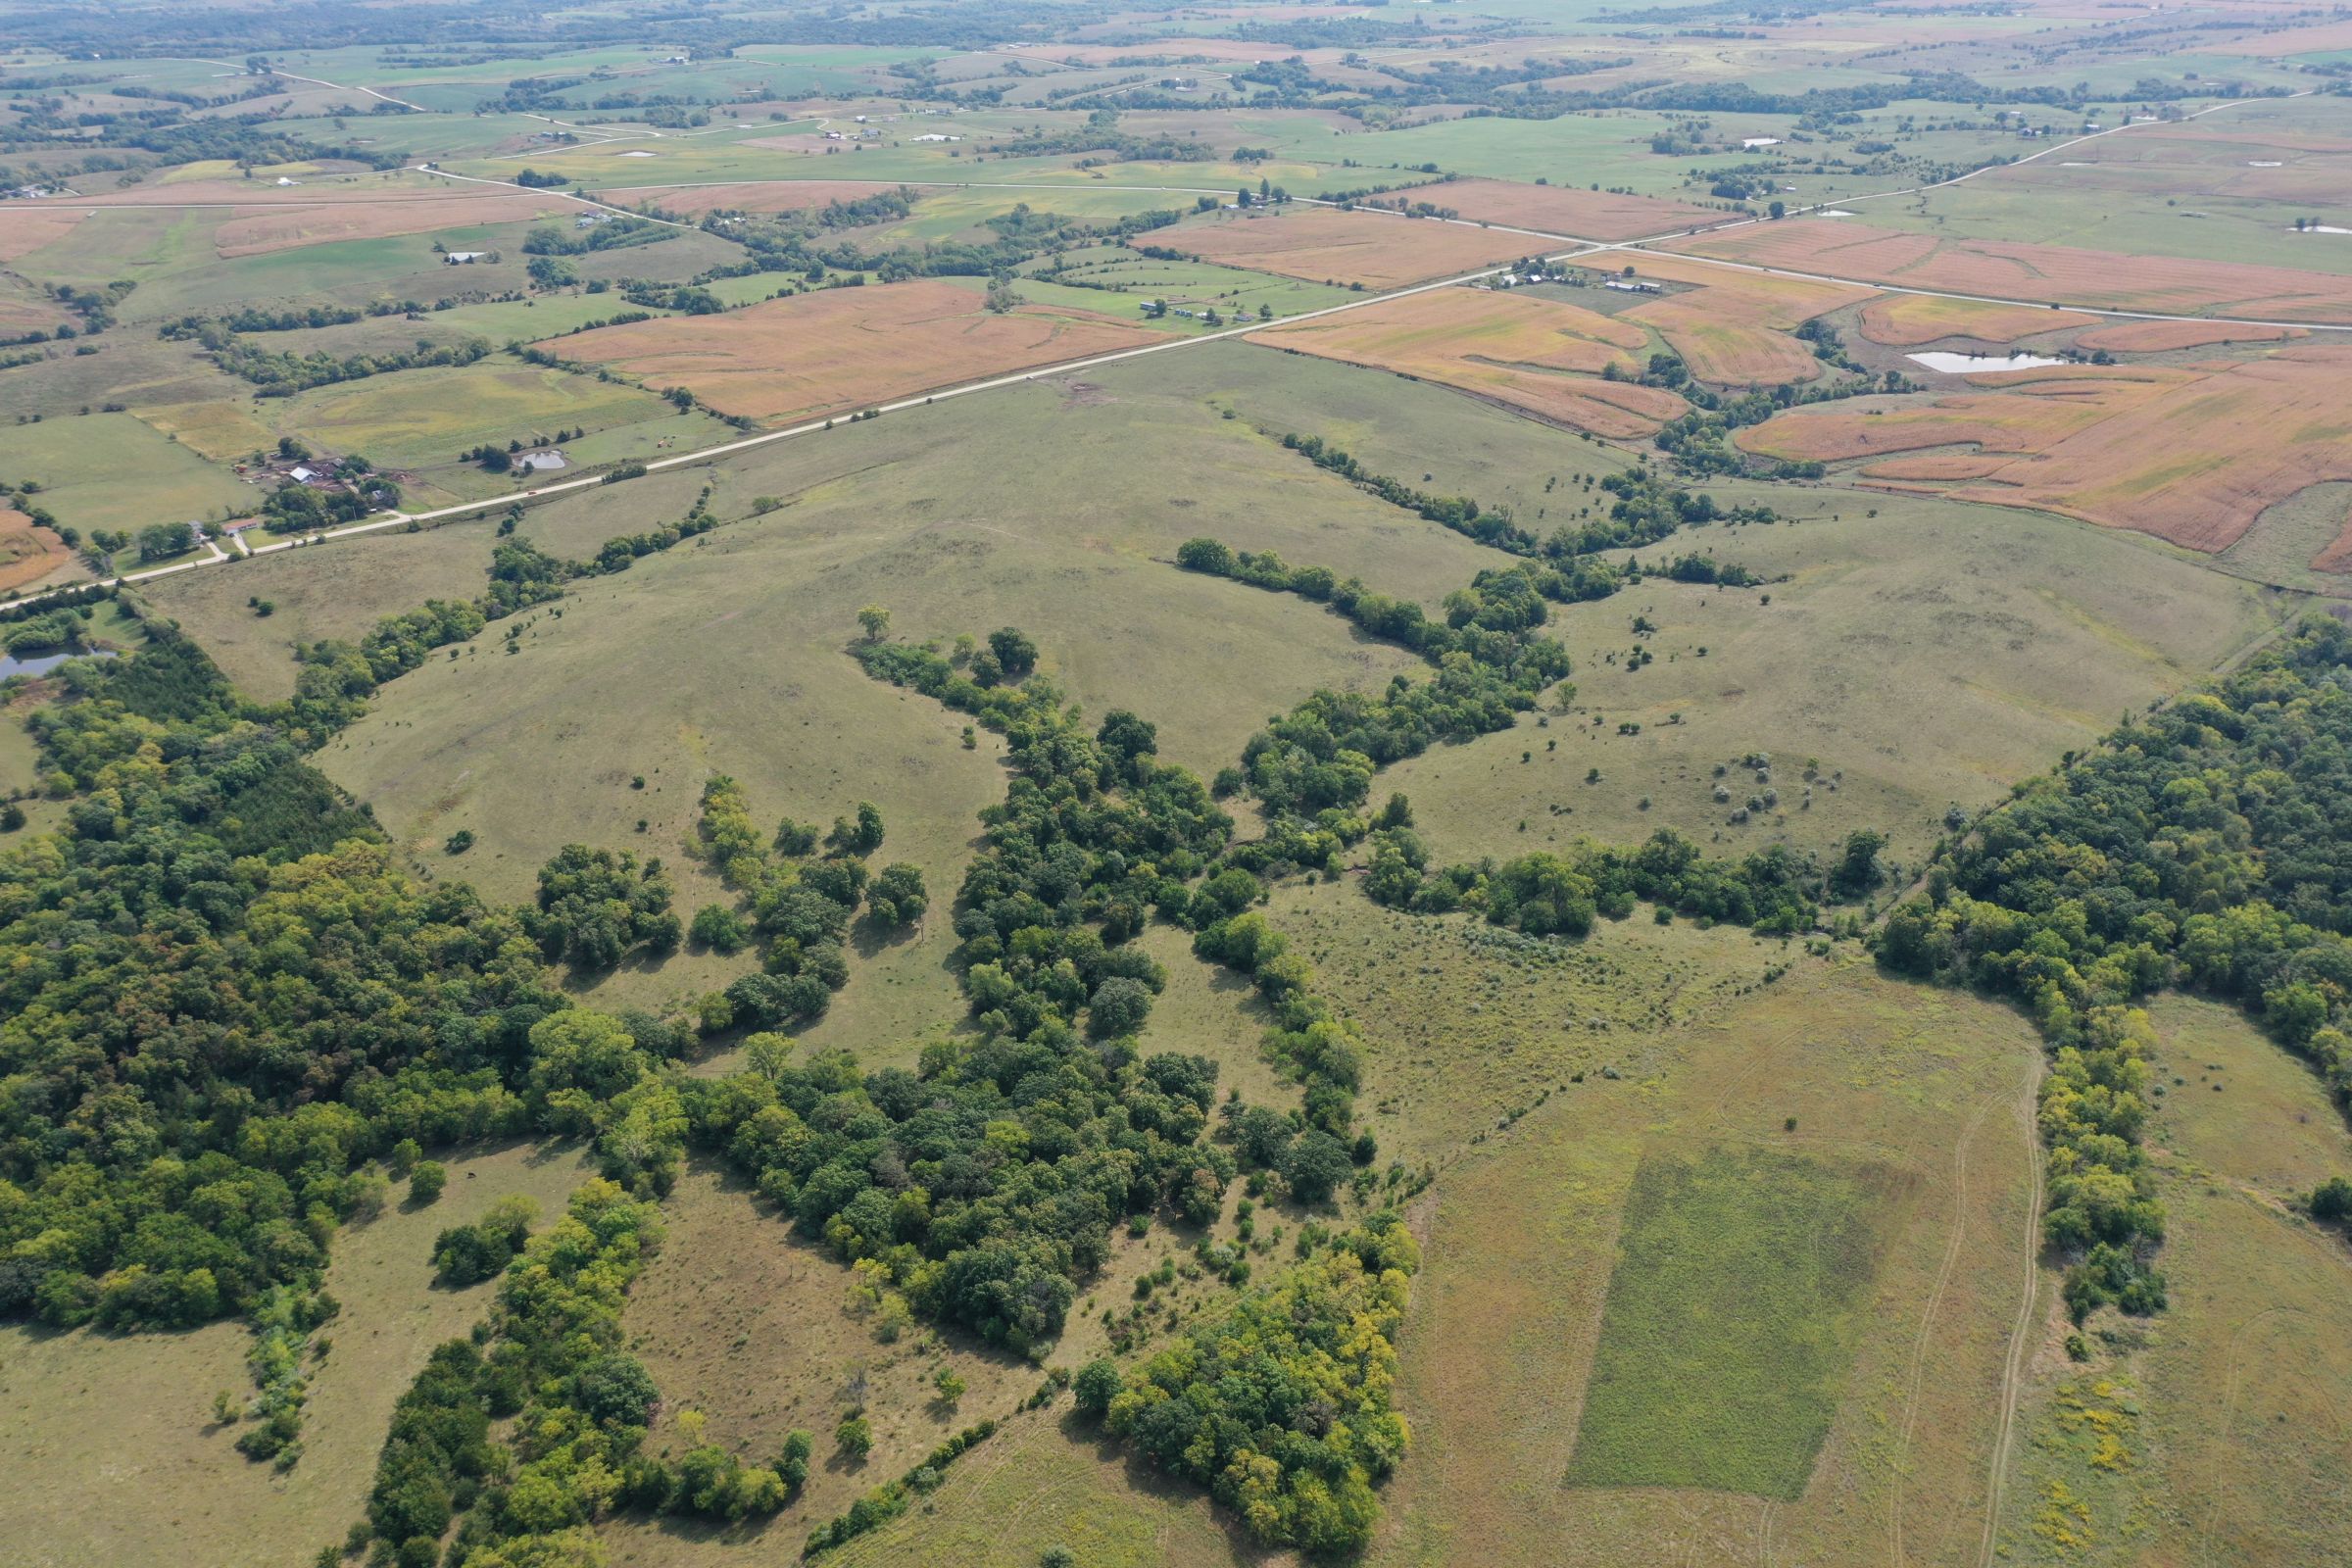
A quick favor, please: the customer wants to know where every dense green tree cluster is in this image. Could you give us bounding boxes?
[527,845,680,971]
[432,1195,538,1287]
[1173,541,1568,825]
[197,325,492,396]
[1093,1216,1419,1554]
[362,1180,797,1565]
[1370,828,1818,937]
[519,217,666,256]
[687,776,875,1032]
[682,1036,1228,1351]
[1877,616,2352,1317]
[0,640,561,1334]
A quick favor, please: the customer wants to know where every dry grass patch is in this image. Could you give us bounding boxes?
[1249,286,1685,437]
[1374,957,2041,1568]
[0,206,88,262]
[541,277,1167,424]
[1172,204,1528,289]
[0,1143,593,1568]
[1665,219,2352,321]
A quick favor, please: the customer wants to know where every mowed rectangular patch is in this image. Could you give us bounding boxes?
[1565,1146,1900,1500]
[1249,286,1686,438]
[1172,205,1530,288]
[538,278,1169,424]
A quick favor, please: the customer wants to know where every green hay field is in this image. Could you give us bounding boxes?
[0,411,256,530]
[1565,1144,1899,1499]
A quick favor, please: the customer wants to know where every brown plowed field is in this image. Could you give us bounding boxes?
[1857,294,2095,346]
[1249,286,1683,437]
[1363,178,1728,242]
[1739,350,2352,555]
[1170,205,1530,289]
[538,277,1168,424]
[1663,220,2352,321]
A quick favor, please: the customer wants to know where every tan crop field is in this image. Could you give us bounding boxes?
[1363,177,1727,242]
[540,277,1169,424]
[211,192,570,256]
[0,207,88,262]
[1601,253,1874,384]
[1168,204,1531,288]
[1663,219,2352,320]
[2072,318,2305,352]
[1856,293,2096,346]
[0,507,79,593]
[1739,349,2352,555]
[1249,285,1687,436]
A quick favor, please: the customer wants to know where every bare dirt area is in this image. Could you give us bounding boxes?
[538,277,1169,423]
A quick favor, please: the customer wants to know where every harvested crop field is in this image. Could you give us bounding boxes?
[1856,293,2094,346]
[1604,253,1872,384]
[1361,177,1726,242]
[1742,350,2352,554]
[2073,318,2306,353]
[0,508,79,593]
[1249,285,1683,436]
[212,193,569,256]
[596,179,897,217]
[1170,204,1529,288]
[0,207,87,262]
[539,277,1167,424]
[1662,219,2352,320]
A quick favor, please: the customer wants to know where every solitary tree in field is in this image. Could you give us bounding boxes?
[857,604,890,642]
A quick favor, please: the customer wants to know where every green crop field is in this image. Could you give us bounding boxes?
[1566,1145,1899,1498]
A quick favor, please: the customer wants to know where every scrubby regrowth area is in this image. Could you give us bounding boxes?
[4,0,2352,1563]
